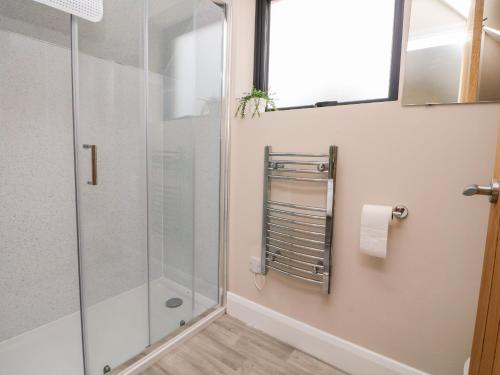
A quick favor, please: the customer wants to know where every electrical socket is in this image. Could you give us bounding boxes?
[249,256,262,273]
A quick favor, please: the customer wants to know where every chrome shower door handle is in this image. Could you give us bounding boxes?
[83,144,97,185]
[462,179,499,203]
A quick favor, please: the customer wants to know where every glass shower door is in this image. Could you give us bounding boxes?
[147,0,225,343]
[75,0,225,373]
[76,1,149,374]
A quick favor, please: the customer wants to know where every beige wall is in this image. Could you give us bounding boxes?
[227,1,500,374]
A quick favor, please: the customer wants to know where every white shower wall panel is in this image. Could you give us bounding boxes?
[0,22,79,341]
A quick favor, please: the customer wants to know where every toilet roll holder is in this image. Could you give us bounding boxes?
[392,205,409,220]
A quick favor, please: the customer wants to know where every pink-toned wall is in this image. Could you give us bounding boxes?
[226,1,500,374]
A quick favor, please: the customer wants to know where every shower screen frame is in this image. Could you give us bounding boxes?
[69,0,232,373]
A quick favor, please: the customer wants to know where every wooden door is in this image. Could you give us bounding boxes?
[469,129,500,374]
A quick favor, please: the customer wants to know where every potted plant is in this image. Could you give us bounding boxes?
[235,87,276,119]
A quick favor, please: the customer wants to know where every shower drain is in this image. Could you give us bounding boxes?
[166,297,183,308]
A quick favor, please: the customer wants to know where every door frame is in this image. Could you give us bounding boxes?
[469,128,500,374]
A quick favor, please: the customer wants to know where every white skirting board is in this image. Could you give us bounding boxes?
[226,292,429,375]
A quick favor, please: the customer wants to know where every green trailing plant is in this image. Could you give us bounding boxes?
[235,87,277,119]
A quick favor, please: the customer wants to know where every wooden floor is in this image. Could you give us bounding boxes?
[138,315,347,375]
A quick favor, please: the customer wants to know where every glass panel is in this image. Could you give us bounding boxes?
[148,0,224,343]
[0,1,84,374]
[268,0,396,107]
[77,0,149,373]
[192,0,224,317]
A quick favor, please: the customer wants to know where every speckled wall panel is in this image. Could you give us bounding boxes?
[0,21,80,341]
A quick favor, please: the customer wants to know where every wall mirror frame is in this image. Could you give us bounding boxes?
[402,0,500,106]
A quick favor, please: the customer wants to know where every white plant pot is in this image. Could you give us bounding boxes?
[247,98,267,117]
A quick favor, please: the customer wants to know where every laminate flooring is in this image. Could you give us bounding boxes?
[138,315,347,375]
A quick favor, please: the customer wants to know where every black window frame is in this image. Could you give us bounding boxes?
[253,0,406,110]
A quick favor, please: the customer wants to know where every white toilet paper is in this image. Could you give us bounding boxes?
[360,205,393,258]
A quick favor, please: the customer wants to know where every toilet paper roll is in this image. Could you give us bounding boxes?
[360,204,392,258]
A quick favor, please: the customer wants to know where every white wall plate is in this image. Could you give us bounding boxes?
[32,0,103,22]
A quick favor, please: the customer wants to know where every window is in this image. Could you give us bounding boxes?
[254,0,405,109]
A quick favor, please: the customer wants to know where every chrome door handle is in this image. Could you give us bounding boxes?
[462,179,499,203]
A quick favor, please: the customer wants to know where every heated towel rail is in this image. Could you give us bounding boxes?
[261,146,338,294]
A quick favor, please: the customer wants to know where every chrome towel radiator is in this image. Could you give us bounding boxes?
[261,146,338,294]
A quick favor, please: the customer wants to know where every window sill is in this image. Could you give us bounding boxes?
[271,97,397,112]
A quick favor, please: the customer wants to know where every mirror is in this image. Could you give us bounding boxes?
[402,0,500,105]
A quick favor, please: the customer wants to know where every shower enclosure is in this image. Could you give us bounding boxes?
[0,0,229,374]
